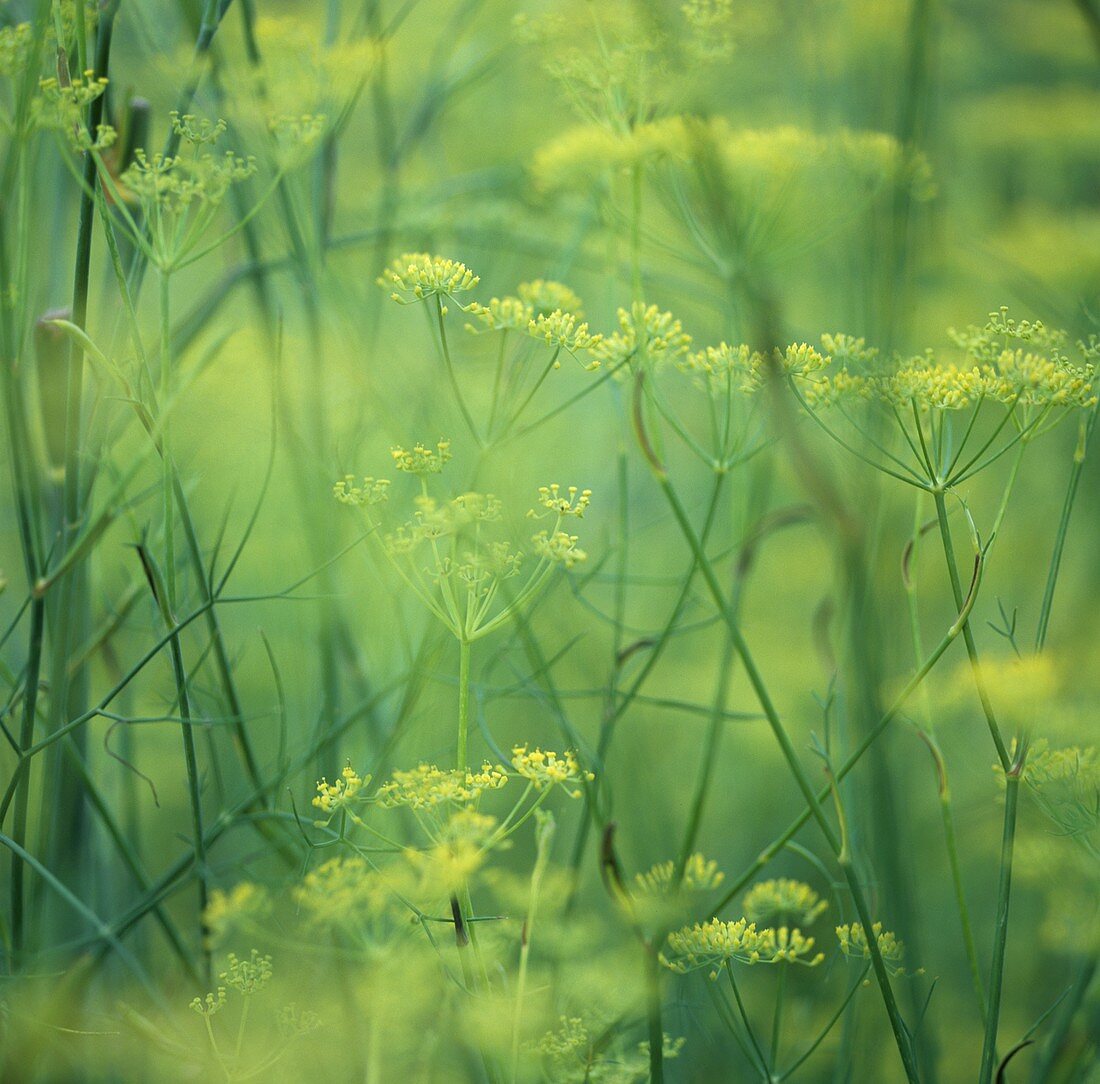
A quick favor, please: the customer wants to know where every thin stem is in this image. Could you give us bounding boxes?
[978,761,1024,1084]
[650,463,919,1081]
[778,965,869,1081]
[931,488,1010,768]
[435,297,481,445]
[457,638,471,772]
[726,961,771,1077]
[1036,409,1096,651]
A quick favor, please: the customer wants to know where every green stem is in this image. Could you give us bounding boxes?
[1035,409,1095,651]
[978,762,1023,1084]
[8,598,43,957]
[772,963,787,1066]
[646,942,665,1084]
[457,637,471,772]
[931,488,1009,768]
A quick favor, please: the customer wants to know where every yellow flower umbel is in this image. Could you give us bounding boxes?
[511,745,593,798]
[836,922,913,976]
[391,440,453,475]
[333,446,592,643]
[594,302,693,373]
[312,762,367,819]
[635,855,725,898]
[662,916,823,976]
[788,309,1097,489]
[376,762,508,811]
[742,878,828,928]
[379,252,479,306]
[203,883,270,947]
[293,855,391,928]
[85,111,262,274]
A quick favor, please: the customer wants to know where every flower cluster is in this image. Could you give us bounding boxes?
[333,475,390,506]
[1015,740,1100,842]
[313,762,366,815]
[221,949,273,996]
[595,302,693,371]
[531,529,587,569]
[375,763,508,810]
[465,279,602,368]
[0,22,33,80]
[662,917,823,975]
[380,253,479,304]
[835,922,910,975]
[531,484,591,518]
[120,145,256,214]
[510,746,592,797]
[742,878,828,927]
[293,856,389,926]
[203,883,270,946]
[391,440,452,475]
[519,279,585,317]
[633,854,726,897]
[528,309,603,364]
[334,449,592,640]
[797,312,1097,415]
[34,71,115,151]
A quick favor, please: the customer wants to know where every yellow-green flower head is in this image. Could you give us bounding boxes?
[662,917,821,975]
[456,542,523,594]
[634,854,726,897]
[466,296,534,333]
[800,368,872,409]
[778,342,831,378]
[312,761,366,815]
[34,71,113,150]
[267,112,329,168]
[510,745,593,796]
[537,1016,589,1059]
[595,303,693,372]
[406,810,501,893]
[376,762,508,810]
[0,22,34,79]
[333,474,390,506]
[681,0,736,59]
[278,1004,322,1039]
[293,856,389,926]
[950,308,1097,408]
[680,341,754,381]
[884,357,990,411]
[120,145,257,213]
[531,483,592,518]
[170,111,227,146]
[203,883,270,946]
[531,528,587,568]
[189,988,227,1017]
[1009,739,1100,840]
[743,878,827,927]
[531,117,694,191]
[528,309,603,367]
[220,949,273,996]
[391,440,452,475]
[452,491,503,522]
[379,252,479,304]
[820,332,879,367]
[519,279,585,318]
[836,922,910,975]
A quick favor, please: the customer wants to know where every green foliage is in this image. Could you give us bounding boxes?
[0,1,1097,1082]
